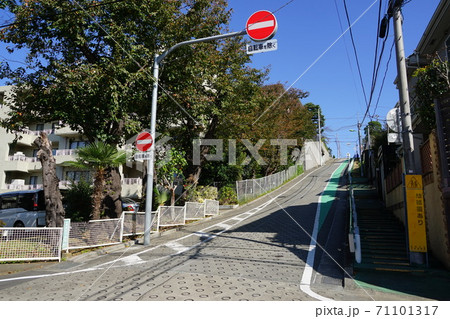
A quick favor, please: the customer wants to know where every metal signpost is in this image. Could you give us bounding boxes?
[143,11,278,246]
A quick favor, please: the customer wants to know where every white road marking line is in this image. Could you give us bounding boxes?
[215,223,232,229]
[299,163,344,301]
[1,165,322,283]
[165,241,189,254]
[119,255,145,266]
[193,232,215,239]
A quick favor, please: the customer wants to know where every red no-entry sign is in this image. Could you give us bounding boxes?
[136,131,153,152]
[246,10,278,42]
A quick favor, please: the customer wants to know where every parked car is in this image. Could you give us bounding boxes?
[0,189,46,227]
[121,197,140,213]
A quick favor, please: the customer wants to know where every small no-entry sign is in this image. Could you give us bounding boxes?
[136,131,153,152]
[246,10,278,42]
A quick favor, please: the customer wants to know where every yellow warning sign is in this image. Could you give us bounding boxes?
[405,175,427,252]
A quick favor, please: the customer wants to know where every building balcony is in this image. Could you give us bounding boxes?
[16,129,54,146]
[1,178,142,198]
[122,178,142,199]
[2,154,40,172]
[54,126,81,138]
[54,149,77,164]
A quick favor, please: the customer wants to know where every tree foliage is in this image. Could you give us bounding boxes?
[413,56,450,135]
[364,120,384,150]
[157,148,187,206]
[64,141,126,219]
[0,0,269,187]
[304,102,325,137]
[0,0,253,144]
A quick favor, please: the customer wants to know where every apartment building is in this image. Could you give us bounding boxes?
[0,85,143,198]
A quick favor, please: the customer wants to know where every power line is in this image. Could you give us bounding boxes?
[342,0,368,105]
[362,0,392,124]
[333,0,365,111]
[371,39,395,118]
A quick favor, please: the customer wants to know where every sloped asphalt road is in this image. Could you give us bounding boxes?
[0,160,433,301]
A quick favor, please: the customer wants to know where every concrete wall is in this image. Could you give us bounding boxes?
[298,140,331,171]
[423,132,450,269]
[385,183,405,225]
[384,132,450,269]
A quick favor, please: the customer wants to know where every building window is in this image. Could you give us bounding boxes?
[29,176,38,185]
[51,122,59,133]
[66,171,90,182]
[0,91,4,106]
[69,141,87,149]
[36,123,44,131]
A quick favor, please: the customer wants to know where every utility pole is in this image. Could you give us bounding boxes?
[143,30,247,246]
[387,0,423,265]
[391,0,416,174]
[335,133,341,159]
[318,108,322,166]
[357,121,363,176]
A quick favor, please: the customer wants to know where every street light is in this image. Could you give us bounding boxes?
[143,30,247,246]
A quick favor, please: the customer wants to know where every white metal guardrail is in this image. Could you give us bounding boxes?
[67,218,123,250]
[122,212,158,236]
[236,165,302,202]
[1,200,220,262]
[185,202,205,220]
[0,227,63,262]
[348,158,362,264]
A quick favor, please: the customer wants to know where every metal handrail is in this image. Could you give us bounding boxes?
[348,158,362,263]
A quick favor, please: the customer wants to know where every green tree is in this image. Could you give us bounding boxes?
[364,120,384,149]
[63,179,93,222]
[304,102,325,137]
[413,56,450,135]
[222,83,310,178]
[0,0,265,193]
[157,148,188,206]
[64,141,126,220]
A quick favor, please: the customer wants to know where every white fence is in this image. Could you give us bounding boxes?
[0,227,63,262]
[236,165,302,202]
[122,212,158,236]
[67,218,123,250]
[1,200,220,262]
[185,202,205,220]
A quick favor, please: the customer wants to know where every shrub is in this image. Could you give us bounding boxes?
[186,185,218,203]
[63,179,93,222]
[218,186,238,205]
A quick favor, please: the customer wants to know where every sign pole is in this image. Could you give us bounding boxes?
[143,12,277,245]
[144,54,159,246]
[143,30,248,246]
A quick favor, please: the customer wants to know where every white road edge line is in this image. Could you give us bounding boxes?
[0,165,321,283]
[299,163,345,301]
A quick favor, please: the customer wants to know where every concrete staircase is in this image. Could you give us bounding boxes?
[351,178,424,273]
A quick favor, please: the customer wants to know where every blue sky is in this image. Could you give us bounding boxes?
[227,0,440,157]
[0,1,441,158]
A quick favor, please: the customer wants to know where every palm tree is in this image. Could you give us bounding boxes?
[64,141,127,220]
